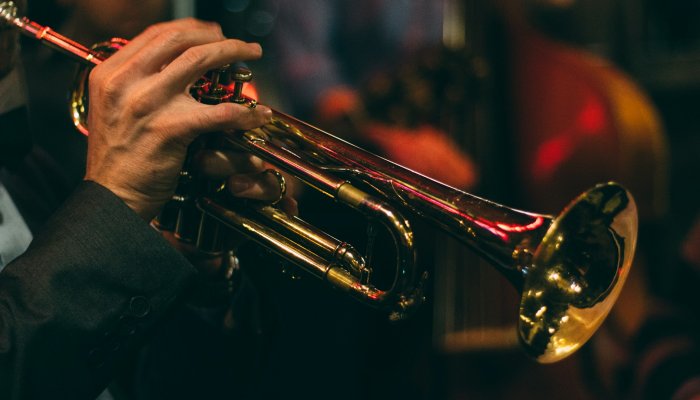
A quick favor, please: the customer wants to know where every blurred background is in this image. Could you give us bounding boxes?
[19,0,700,398]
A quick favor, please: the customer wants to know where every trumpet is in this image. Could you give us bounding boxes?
[1,1,638,363]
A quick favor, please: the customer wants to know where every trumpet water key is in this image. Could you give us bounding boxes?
[1,1,638,363]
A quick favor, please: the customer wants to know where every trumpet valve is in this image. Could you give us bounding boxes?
[197,64,233,104]
[231,66,253,103]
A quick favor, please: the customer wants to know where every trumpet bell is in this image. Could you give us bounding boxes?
[520,182,636,362]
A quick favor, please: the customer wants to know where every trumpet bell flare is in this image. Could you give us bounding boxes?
[518,182,638,363]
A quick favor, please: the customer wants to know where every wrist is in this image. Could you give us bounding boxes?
[84,177,159,222]
[111,189,159,222]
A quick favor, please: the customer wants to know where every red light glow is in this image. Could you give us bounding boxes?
[532,135,575,180]
[576,96,607,134]
[226,82,259,101]
[496,216,546,233]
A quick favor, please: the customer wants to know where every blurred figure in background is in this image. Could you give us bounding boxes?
[268,0,477,189]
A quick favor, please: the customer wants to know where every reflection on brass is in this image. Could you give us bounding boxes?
[1,1,638,362]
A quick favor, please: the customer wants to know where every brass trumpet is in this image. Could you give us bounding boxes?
[1,1,638,363]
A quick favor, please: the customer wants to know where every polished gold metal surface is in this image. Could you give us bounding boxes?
[1,1,638,362]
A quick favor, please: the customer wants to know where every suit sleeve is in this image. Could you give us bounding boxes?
[0,181,196,399]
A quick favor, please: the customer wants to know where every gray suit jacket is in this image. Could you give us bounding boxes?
[0,180,196,399]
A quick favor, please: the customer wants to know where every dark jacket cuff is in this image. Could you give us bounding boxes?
[0,180,196,399]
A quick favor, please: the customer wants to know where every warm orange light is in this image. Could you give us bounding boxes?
[226,82,259,101]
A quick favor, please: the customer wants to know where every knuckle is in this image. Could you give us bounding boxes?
[146,18,203,38]
[180,47,207,67]
[159,29,186,48]
[178,17,201,27]
[143,21,169,37]
[88,65,105,86]
[152,21,224,53]
[124,89,153,119]
[204,22,225,39]
[90,68,122,101]
[237,109,265,130]
[188,18,221,31]
[171,18,216,33]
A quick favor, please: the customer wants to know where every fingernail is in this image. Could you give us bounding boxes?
[228,176,253,194]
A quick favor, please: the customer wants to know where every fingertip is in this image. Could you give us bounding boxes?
[248,42,263,55]
[230,40,262,58]
[278,197,299,217]
[231,103,272,129]
[225,169,283,203]
[258,105,273,122]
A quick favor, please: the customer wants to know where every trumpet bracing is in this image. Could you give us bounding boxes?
[1,1,638,363]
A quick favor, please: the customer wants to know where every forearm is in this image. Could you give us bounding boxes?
[0,181,196,399]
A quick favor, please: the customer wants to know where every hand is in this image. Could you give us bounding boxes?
[84,18,273,220]
[165,148,298,306]
[172,146,298,264]
[193,148,298,215]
